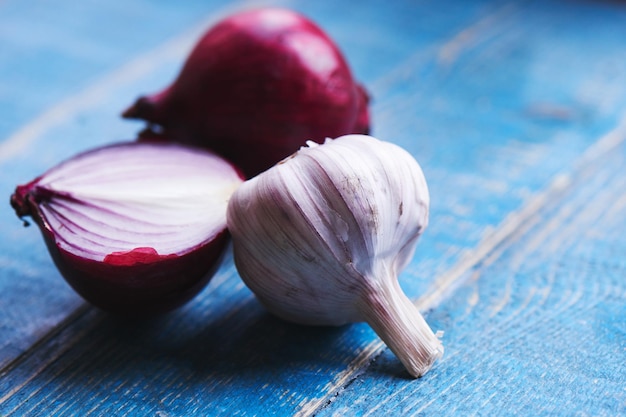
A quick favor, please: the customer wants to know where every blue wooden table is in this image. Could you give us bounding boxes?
[1,0,625,415]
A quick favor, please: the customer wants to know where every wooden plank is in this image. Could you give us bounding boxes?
[1,0,626,415]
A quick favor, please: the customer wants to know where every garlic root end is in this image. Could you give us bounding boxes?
[360,280,443,378]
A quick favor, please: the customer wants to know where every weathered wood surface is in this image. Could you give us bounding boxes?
[1,0,625,415]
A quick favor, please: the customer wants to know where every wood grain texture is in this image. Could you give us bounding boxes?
[1,0,626,415]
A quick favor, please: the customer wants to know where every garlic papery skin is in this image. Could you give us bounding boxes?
[227,134,443,377]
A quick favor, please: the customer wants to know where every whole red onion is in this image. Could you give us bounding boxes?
[122,8,370,177]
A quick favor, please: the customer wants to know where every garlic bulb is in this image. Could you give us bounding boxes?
[227,134,443,377]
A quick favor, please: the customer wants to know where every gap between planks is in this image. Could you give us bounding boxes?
[295,110,626,417]
[0,305,96,405]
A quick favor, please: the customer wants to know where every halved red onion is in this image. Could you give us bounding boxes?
[122,7,370,177]
[10,141,244,314]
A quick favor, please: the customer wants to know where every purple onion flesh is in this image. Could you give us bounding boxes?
[10,141,244,315]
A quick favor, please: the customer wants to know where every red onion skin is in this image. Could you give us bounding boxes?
[11,191,230,315]
[50,235,229,315]
[123,8,370,177]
